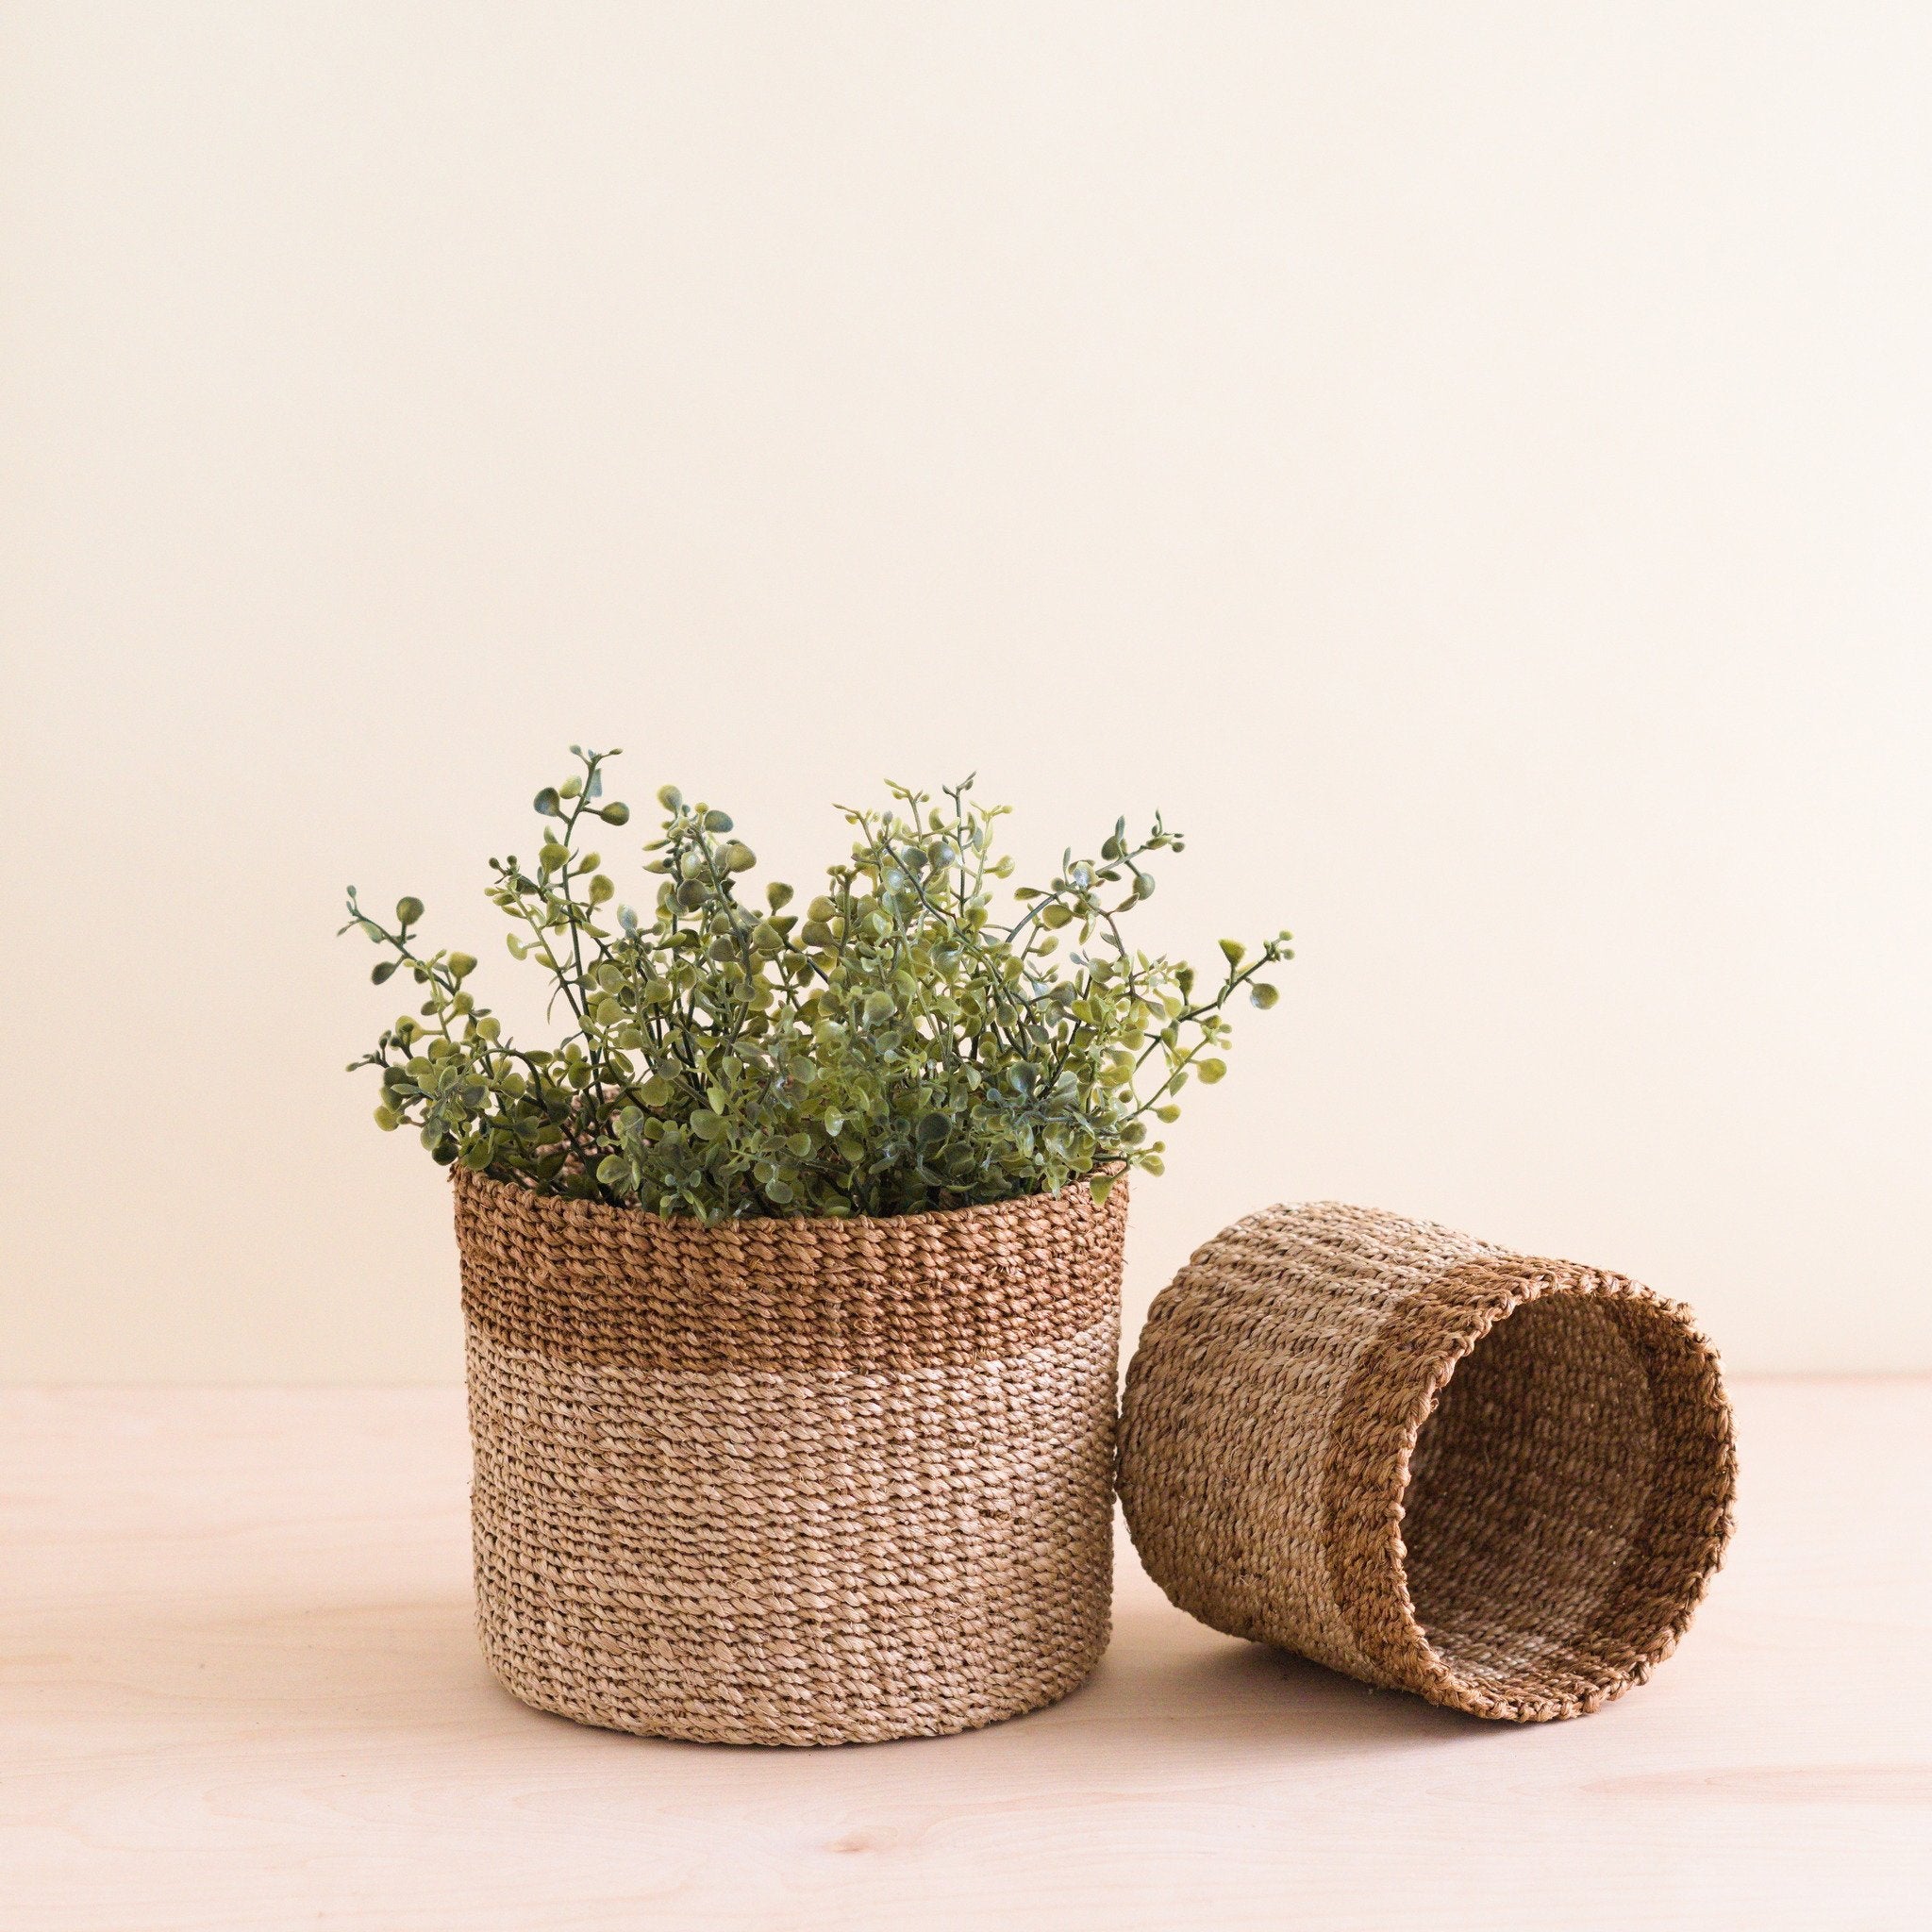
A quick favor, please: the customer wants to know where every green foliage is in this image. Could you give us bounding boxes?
[341,749,1292,1222]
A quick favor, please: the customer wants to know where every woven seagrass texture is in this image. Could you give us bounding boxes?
[1116,1203,1737,1722]
[453,1168,1126,1746]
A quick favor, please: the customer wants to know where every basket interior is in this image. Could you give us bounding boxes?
[1401,1291,1729,1714]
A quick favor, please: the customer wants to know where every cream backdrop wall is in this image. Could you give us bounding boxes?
[4,5,1928,1380]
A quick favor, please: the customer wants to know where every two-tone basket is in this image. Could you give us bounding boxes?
[452,1168,1126,1746]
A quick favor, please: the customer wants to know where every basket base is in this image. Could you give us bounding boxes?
[478,1624,1111,1747]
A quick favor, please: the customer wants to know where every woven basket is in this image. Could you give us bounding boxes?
[1117,1203,1736,1722]
[452,1167,1126,1745]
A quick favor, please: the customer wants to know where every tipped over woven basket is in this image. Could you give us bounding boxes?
[1117,1203,1737,1722]
[453,1168,1126,1746]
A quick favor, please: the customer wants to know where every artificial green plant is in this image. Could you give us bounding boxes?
[341,748,1291,1220]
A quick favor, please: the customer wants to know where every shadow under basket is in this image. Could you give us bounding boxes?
[452,1167,1126,1747]
[1116,1203,1738,1722]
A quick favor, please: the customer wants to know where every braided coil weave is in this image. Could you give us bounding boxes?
[454,1168,1125,1745]
[1117,1203,1736,1722]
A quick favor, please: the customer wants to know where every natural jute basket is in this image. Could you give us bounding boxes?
[1117,1203,1737,1722]
[453,1167,1126,1746]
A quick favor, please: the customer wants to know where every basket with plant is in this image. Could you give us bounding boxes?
[343,747,1291,1744]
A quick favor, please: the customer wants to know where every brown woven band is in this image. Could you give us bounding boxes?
[456,1171,1124,1374]
[454,1169,1127,1746]
[1117,1204,1737,1723]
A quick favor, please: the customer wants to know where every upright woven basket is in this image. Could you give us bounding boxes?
[453,1168,1126,1746]
[1117,1203,1737,1722]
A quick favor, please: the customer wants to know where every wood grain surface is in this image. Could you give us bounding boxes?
[2,1381,1926,1930]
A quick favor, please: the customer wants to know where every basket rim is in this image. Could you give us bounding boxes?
[449,1160,1127,1240]
[1335,1257,1737,1720]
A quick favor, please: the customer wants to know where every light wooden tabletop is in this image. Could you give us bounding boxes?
[3,1381,1926,1930]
